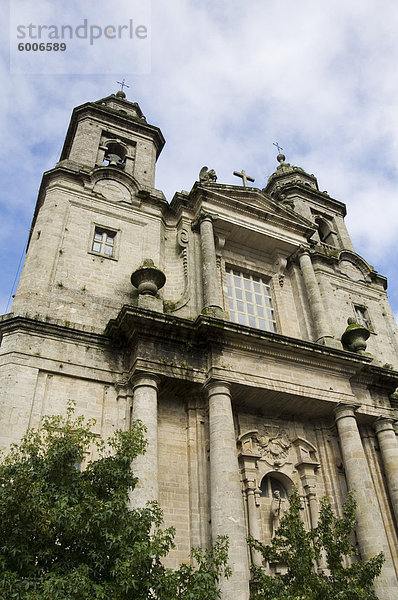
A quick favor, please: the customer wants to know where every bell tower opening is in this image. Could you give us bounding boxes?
[103,141,127,168]
[314,215,337,247]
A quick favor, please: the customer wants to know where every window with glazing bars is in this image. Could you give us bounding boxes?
[225,267,277,332]
[91,227,116,257]
[354,305,372,330]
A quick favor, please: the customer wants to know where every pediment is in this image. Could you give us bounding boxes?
[196,183,316,236]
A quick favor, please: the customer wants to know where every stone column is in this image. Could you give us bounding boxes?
[374,418,398,526]
[199,214,224,317]
[130,373,159,507]
[298,249,335,347]
[206,380,250,600]
[335,405,398,600]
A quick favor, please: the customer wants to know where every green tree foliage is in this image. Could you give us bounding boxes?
[0,404,229,599]
[249,489,384,600]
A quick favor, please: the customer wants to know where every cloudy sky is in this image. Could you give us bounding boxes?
[1,0,398,322]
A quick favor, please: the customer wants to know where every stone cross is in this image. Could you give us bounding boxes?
[233,169,255,187]
[117,78,130,92]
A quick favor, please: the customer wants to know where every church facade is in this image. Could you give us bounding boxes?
[1,93,398,599]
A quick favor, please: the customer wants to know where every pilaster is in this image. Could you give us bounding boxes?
[295,460,320,530]
[115,381,132,431]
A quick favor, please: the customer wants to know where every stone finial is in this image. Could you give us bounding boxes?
[116,90,126,99]
[277,153,286,164]
[341,318,370,353]
[131,259,166,296]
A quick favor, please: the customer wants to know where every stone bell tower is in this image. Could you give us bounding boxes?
[11,91,166,328]
[1,92,398,600]
[59,91,164,187]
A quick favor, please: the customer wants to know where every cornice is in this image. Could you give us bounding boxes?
[105,305,377,376]
[0,314,109,347]
[3,311,396,416]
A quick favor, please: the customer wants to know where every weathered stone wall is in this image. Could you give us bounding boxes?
[2,95,398,599]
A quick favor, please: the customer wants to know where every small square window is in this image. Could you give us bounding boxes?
[91,227,116,258]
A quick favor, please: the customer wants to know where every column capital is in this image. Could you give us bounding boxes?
[297,244,312,258]
[242,475,259,492]
[191,210,219,231]
[131,372,160,392]
[334,403,359,422]
[295,460,320,474]
[374,417,396,435]
[114,380,131,397]
[290,244,314,263]
[204,379,231,398]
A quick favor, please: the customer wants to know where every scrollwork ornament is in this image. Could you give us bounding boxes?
[177,228,189,248]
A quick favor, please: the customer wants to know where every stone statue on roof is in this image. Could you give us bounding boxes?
[199,166,217,184]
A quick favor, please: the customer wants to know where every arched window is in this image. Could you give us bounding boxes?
[314,216,335,246]
[103,141,126,168]
[260,474,288,498]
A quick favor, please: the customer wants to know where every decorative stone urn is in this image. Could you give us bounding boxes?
[131,259,166,296]
[341,317,370,353]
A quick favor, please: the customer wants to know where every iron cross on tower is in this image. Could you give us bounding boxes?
[116,78,130,92]
[233,169,255,188]
[273,141,283,153]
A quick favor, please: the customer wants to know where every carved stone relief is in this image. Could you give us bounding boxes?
[272,255,287,287]
[164,226,191,313]
[255,431,291,468]
[238,428,292,469]
[339,260,365,282]
[93,179,132,203]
